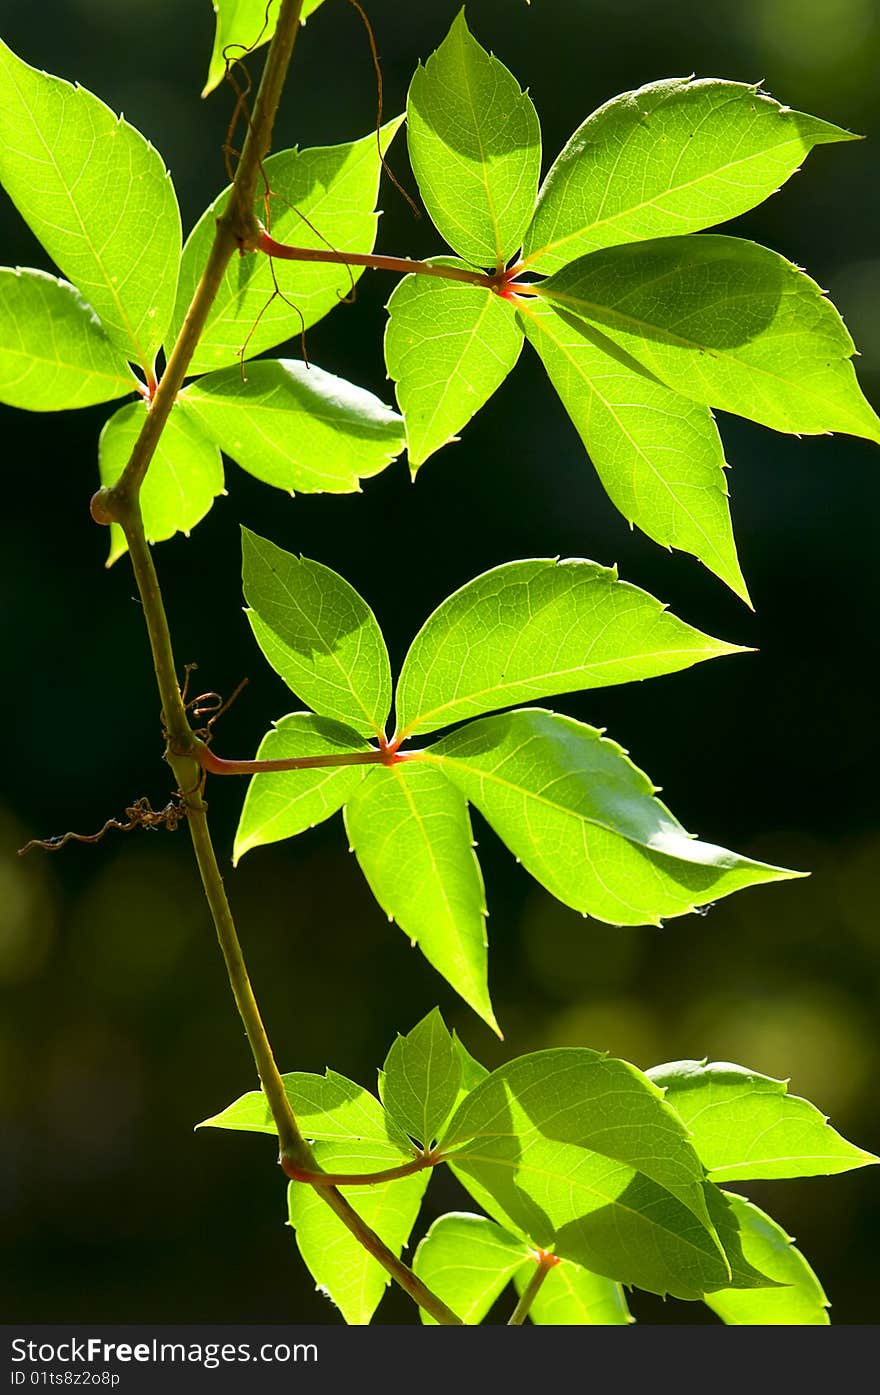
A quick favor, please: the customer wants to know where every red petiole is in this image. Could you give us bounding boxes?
[196,735,412,777]
[283,1151,440,1186]
[256,229,540,299]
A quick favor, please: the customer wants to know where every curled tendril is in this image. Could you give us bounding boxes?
[17,796,189,856]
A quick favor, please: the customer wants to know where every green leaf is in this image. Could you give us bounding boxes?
[171,121,403,374]
[180,358,404,494]
[515,1258,633,1325]
[233,713,370,865]
[428,709,799,926]
[415,1210,634,1326]
[203,0,326,98]
[0,38,181,367]
[704,1193,829,1325]
[438,1048,732,1300]
[380,1009,462,1148]
[288,1148,430,1325]
[407,11,541,267]
[384,269,523,471]
[344,764,496,1031]
[539,235,880,442]
[452,1032,489,1102]
[394,557,744,740]
[413,1213,530,1325]
[0,267,137,411]
[242,528,392,738]
[198,1068,413,1150]
[522,77,856,274]
[519,299,748,602]
[99,402,224,565]
[703,1182,782,1292]
[648,1059,878,1181]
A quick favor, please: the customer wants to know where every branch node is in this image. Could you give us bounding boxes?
[89,487,117,526]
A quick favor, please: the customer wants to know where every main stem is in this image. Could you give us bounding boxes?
[95,0,461,1328]
[121,504,314,1174]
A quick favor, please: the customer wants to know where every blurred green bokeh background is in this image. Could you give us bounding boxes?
[1,0,878,1325]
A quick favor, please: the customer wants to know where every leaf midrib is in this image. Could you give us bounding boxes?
[419,742,689,863]
[390,765,489,1014]
[399,635,726,738]
[409,289,496,453]
[2,340,134,389]
[518,299,735,581]
[523,117,817,269]
[455,28,504,268]
[539,279,869,427]
[251,560,383,736]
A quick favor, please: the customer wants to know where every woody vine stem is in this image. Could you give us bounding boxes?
[89,0,464,1328]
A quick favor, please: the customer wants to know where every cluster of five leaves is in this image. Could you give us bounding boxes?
[0,36,408,562]
[235,528,798,1030]
[200,1008,875,1324]
[387,11,880,602]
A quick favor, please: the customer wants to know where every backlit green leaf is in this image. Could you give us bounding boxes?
[233,713,369,865]
[522,77,855,274]
[515,1257,633,1325]
[649,1060,878,1181]
[0,38,181,367]
[704,1193,829,1325]
[539,235,880,442]
[439,1048,731,1299]
[181,358,404,494]
[384,270,523,470]
[288,1145,430,1325]
[519,299,748,601]
[0,267,137,411]
[395,558,744,740]
[202,0,326,98]
[198,1068,413,1150]
[415,1209,634,1325]
[407,11,541,267]
[380,1009,462,1149]
[428,709,799,926]
[703,1181,781,1292]
[242,529,392,737]
[344,764,496,1031]
[452,1033,489,1104]
[171,121,403,374]
[413,1213,529,1325]
[99,401,224,565]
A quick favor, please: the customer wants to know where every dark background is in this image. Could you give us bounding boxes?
[1,0,878,1325]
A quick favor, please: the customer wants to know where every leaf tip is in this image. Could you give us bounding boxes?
[486,1011,504,1040]
[722,566,754,609]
